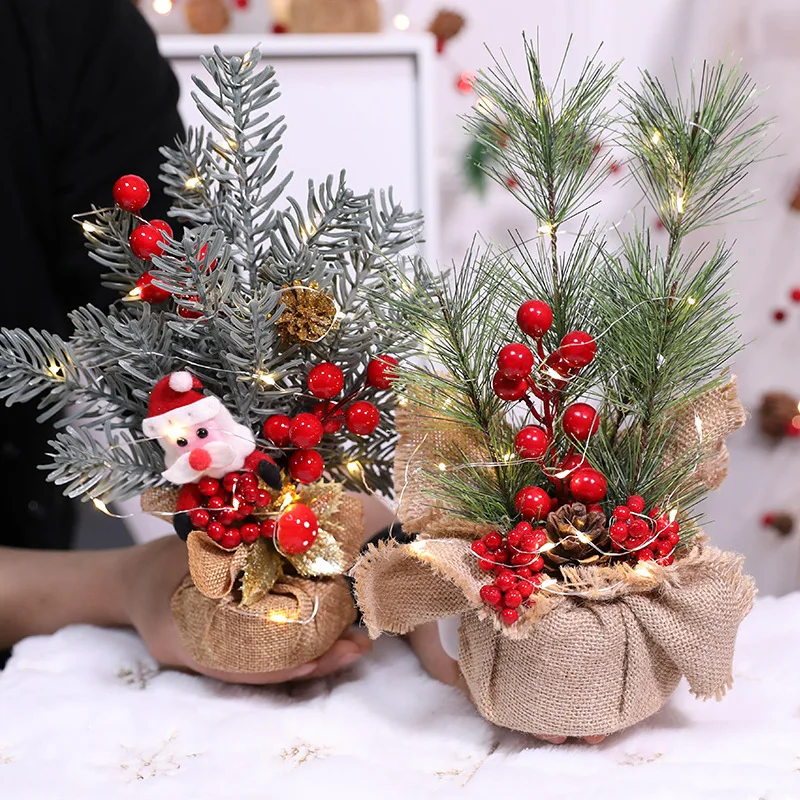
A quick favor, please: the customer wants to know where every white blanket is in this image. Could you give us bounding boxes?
[1,593,798,799]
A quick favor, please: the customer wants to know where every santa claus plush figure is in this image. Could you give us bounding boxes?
[143,371,282,539]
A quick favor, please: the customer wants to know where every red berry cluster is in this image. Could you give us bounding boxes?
[110,174,209,318]
[608,495,680,566]
[188,471,276,550]
[262,356,398,484]
[472,523,547,625]
[495,298,606,509]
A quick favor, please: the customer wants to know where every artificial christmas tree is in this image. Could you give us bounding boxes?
[355,41,761,738]
[0,46,420,673]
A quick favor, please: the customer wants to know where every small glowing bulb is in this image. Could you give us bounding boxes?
[438,462,447,472]
[125,286,142,302]
[152,0,173,14]
[164,423,187,442]
[184,176,202,190]
[553,469,571,479]
[539,577,558,590]
[46,364,62,379]
[392,13,411,31]
[694,414,703,438]
[92,498,110,515]
[675,195,685,213]
[408,540,427,556]
[299,223,317,241]
[686,296,697,306]
[397,397,409,407]
[650,130,662,145]
[634,560,656,578]
[269,612,291,624]
[502,453,512,462]
[475,96,494,114]
[538,541,558,553]
[255,372,277,386]
[346,461,362,476]
[796,400,800,414]
[81,221,97,234]
[575,531,592,544]
[668,508,678,523]
[537,223,554,235]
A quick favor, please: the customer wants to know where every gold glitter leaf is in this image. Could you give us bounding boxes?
[241,538,283,606]
[288,528,347,577]
[276,281,337,344]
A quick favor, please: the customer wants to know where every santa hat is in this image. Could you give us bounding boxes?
[142,371,220,439]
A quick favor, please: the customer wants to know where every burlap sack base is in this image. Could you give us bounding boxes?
[141,488,365,674]
[171,574,356,673]
[353,539,756,737]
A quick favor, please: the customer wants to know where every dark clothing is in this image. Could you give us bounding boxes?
[0,0,182,552]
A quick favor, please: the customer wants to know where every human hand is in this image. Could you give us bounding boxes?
[121,536,371,684]
[406,620,606,745]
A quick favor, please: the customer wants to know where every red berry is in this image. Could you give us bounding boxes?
[189,508,210,529]
[130,225,167,261]
[529,556,545,572]
[638,549,655,561]
[656,540,673,557]
[240,485,258,504]
[626,495,646,513]
[238,473,257,489]
[261,519,276,538]
[610,523,628,542]
[657,554,675,566]
[222,473,241,492]
[517,300,553,338]
[542,352,572,386]
[494,572,516,592]
[587,503,604,514]
[198,477,220,497]
[613,506,631,522]
[791,288,800,303]
[471,540,488,556]
[289,413,324,448]
[493,546,509,564]
[497,343,534,379]
[135,271,171,303]
[263,415,292,447]
[288,449,325,483]
[478,557,495,571]
[345,401,380,436]
[649,507,662,519]
[562,403,599,440]
[241,523,261,543]
[506,528,522,548]
[480,585,502,605]
[277,503,319,554]
[514,426,549,460]
[307,362,345,399]
[519,533,539,553]
[510,552,532,566]
[177,297,202,319]
[217,509,237,526]
[514,486,551,520]
[220,529,242,549]
[484,531,502,550]
[517,581,533,599]
[629,518,650,539]
[492,372,528,401]
[366,355,399,390]
[207,521,225,541]
[312,402,344,434]
[774,309,787,322]
[150,219,173,238]
[112,174,150,212]
[559,331,596,368]
[515,521,534,536]
[569,468,607,503]
[504,589,523,608]
[501,608,519,625]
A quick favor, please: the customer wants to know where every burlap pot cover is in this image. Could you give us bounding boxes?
[291,0,380,33]
[353,376,756,737]
[143,488,364,674]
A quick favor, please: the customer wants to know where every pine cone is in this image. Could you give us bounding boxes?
[543,503,610,571]
[758,392,798,439]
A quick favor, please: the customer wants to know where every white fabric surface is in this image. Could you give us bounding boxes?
[1,593,799,799]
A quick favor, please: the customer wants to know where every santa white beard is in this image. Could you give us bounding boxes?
[160,409,256,485]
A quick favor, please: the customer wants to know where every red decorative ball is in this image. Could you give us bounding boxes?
[288,449,325,483]
[562,403,599,440]
[207,521,225,541]
[501,607,519,625]
[149,219,173,238]
[504,589,523,608]
[559,331,596,368]
[289,413,324,448]
[609,523,628,542]
[135,272,171,304]
[479,585,502,606]
[345,401,380,436]
[189,508,210,529]
[613,505,631,522]
[313,401,344,434]
[514,426,549,460]
[569,468,607,503]
[255,489,271,508]
[130,224,167,261]
[791,288,800,303]
[198,477,220,497]
[112,174,150,213]
[277,503,319,554]
[366,355,399,390]
[263,415,292,447]
[456,70,476,94]
[177,296,202,319]
[484,532,502,550]
[222,473,241,492]
[307,362,344,399]
[626,495,645,513]
[517,300,553,338]
[492,372,527,401]
[220,529,242,549]
[261,519,276,538]
[241,523,261,544]
[541,351,572,389]
[773,309,786,323]
[497,343,534,379]
[514,486,552,520]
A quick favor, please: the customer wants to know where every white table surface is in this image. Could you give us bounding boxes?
[1,592,798,799]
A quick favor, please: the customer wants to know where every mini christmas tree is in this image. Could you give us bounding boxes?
[0,46,421,671]
[355,40,763,739]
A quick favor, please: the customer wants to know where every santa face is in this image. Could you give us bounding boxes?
[159,404,256,485]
